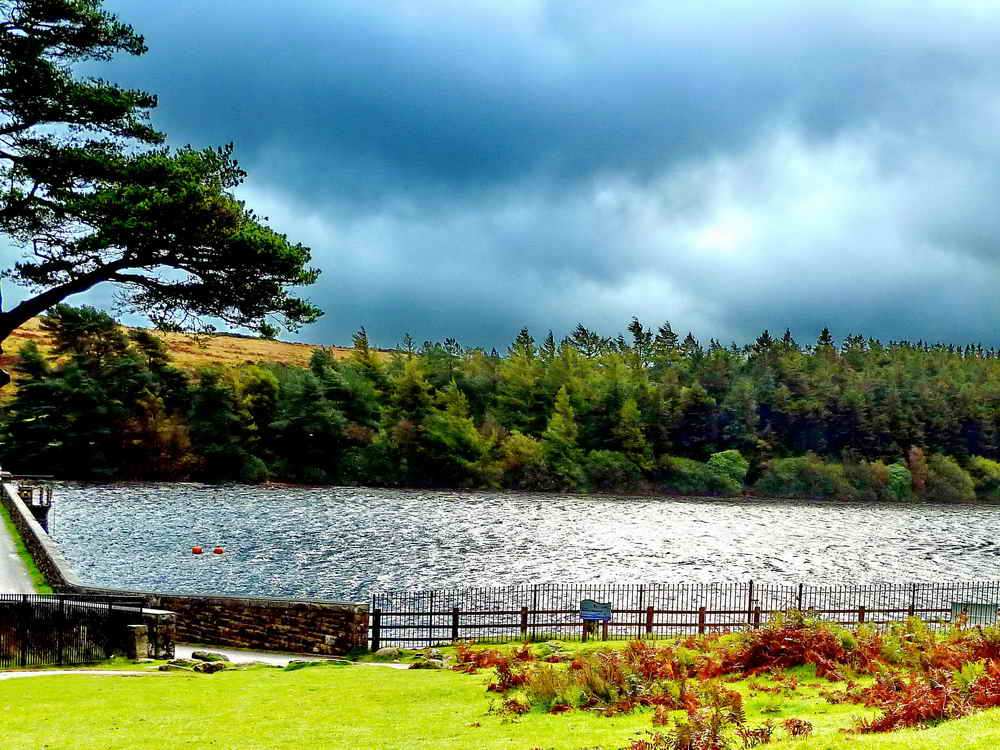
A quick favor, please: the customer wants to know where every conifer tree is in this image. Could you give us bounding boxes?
[509,327,536,359]
[542,385,585,488]
[627,317,654,370]
[540,330,557,363]
[614,397,652,470]
[569,323,605,358]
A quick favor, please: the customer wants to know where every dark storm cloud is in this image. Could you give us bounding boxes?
[17,0,1000,348]
[103,1,998,203]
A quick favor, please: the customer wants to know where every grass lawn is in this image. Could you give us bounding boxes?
[3,659,1000,750]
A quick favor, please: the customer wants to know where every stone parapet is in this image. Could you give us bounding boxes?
[67,586,368,655]
[0,482,81,588]
[0,481,369,655]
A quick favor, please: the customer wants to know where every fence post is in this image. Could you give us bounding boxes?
[18,594,29,668]
[908,584,916,618]
[520,606,529,638]
[858,606,866,624]
[531,585,539,640]
[57,595,65,667]
[698,607,706,635]
[429,592,435,646]
[645,606,654,636]
[797,583,804,612]
[752,606,761,630]
[451,607,460,642]
[104,597,115,658]
[747,580,755,626]
[371,608,382,652]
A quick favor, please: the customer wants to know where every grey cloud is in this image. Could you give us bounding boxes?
[100,1,1000,205]
[3,0,997,350]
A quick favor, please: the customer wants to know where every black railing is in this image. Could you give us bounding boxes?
[369,581,1000,648]
[0,593,148,667]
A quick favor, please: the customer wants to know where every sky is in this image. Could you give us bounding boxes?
[7,0,1000,350]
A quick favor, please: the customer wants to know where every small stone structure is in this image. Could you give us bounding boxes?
[0,481,79,588]
[1,481,369,656]
[16,483,52,532]
[126,624,149,660]
[73,589,367,655]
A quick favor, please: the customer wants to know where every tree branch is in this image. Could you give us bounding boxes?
[0,259,130,341]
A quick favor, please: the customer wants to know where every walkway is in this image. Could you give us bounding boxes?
[0,516,34,593]
[0,670,163,681]
[172,644,410,669]
[173,644,333,666]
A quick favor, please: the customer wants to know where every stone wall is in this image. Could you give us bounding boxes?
[70,586,368,655]
[1,482,370,656]
[0,482,81,588]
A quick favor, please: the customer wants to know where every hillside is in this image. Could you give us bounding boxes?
[0,318,363,385]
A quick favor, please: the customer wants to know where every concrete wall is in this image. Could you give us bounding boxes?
[2,483,369,655]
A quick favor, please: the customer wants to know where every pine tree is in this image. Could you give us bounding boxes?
[569,323,605,358]
[542,386,585,488]
[614,397,652,470]
[540,330,557,363]
[509,327,536,360]
[351,326,386,388]
[654,321,679,352]
[815,327,836,355]
[627,317,654,370]
[780,329,798,352]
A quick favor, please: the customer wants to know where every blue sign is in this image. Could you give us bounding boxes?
[951,602,1000,626]
[580,599,612,622]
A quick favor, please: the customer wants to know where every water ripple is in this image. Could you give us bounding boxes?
[45,483,1000,601]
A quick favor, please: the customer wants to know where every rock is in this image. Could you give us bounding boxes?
[374,647,402,659]
[191,650,230,663]
[193,661,229,674]
[408,658,444,670]
[533,641,569,658]
[158,664,193,672]
[167,659,199,669]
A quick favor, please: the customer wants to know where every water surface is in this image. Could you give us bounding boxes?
[48,483,1000,601]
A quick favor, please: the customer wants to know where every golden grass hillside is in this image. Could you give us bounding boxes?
[0,317,390,389]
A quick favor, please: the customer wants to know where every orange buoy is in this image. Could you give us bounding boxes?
[192,546,203,555]
[213,547,225,555]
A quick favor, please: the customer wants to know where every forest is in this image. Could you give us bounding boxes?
[4,304,1000,503]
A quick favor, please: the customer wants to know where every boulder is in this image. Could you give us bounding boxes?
[193,661,229,674]
[408,658,444,670]
[373,647,403,660]
[191,650,230,663]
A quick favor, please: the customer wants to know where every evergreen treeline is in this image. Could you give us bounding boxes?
[6,305,1000,502]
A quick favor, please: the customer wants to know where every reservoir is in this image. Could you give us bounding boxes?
[48,483,1000,601]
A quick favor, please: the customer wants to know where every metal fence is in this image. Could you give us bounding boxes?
[369,580,1000,648]
[0,593,149,668]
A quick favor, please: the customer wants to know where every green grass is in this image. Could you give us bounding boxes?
[2,659,1000,749]
[0,499,52,593]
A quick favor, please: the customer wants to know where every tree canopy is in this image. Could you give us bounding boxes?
[0,0,321,385]
[7,306,1000,506]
